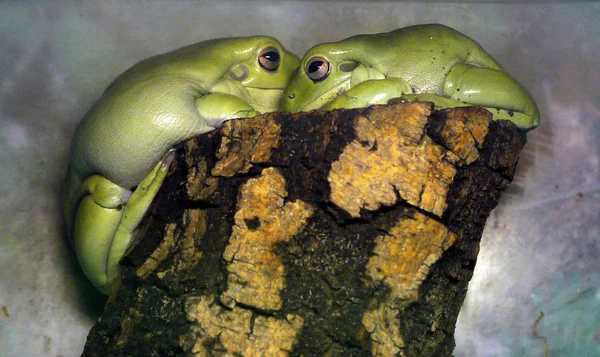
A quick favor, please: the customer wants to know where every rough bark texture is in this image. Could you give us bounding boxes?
[82,103,525,357]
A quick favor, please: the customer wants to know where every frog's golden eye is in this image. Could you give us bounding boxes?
[306,57,329,82]
[259,46,281,71]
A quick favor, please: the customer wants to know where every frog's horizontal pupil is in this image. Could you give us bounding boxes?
[259,47,280,71]
[307,57,329,82]
[264,51,280,62]
[308,61,324,73]
[258,46,281,71]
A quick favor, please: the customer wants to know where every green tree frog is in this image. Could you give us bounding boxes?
[282,24,539,130]
[63,37,300,294]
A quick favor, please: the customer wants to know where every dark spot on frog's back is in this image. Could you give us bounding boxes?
[244,216,261,230]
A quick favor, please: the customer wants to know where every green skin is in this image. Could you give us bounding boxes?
[282,24,539,130]
[64,37,300,295]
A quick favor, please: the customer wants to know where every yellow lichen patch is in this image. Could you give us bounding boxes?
[366,210,457,301]
[362,305,405,357]
[136,223,177,279]
[438,107,491,164]
[154,209,205,281]
[180,209,206,261]
[212,113,281,177]
[186,295,304,357]
[328,103,457,218]
[221,167,313,311]
[185,140,220,201]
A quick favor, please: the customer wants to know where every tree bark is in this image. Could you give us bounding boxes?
[82,102,525,357]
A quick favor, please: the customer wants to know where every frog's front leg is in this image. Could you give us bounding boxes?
[196,92,259,128]
[443,63,540,130]
[394,93,471,110]
[322,78,413,111]
[74,152,173,294]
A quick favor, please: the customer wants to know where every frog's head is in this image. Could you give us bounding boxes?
[203,36,300,113]
[282,37,385,113]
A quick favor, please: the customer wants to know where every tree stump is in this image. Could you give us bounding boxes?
[82,102,525,356]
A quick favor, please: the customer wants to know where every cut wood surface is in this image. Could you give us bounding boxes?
[82,102,525,357]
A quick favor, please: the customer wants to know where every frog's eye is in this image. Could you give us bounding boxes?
[259,46,281,72]
[306,57,330,82]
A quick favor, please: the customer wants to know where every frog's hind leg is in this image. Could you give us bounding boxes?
[73,175,131,294]
[104,151,175,291]
[443,63,540,130]
[74,151,174,295]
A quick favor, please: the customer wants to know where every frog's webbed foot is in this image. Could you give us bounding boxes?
[196,92,259,129]
[323,78,413,110]
[443,63,540,130]
[74,152,174,294]
[105,151,174,288]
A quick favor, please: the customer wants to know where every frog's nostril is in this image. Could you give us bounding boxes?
[287,93,296,100]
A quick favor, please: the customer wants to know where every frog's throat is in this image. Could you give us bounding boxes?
[245,87,285,113]
[300,80,351,112]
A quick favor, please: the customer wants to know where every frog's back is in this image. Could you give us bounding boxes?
[71,77,209,190]
[347,24,504,93]
[68,45,219,191]
[105,37,266,92]
[381,24,502,66]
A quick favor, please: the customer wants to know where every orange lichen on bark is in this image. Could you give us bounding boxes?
[437,107,491,164]
[136,209,206,281]
[366,210,457,301]
[221,167,313,311]
[212,113,281,178]
[135,223,177,279]
[362,305,405,357]
[362,210,457,355]
[186,295,304,357]
[184,140,220,201]
[328,103,458,218]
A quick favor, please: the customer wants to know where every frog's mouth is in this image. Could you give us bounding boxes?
[299,80,351,112]
[246,87,285,113]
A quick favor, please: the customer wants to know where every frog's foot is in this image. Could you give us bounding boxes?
[74,176,131,293]
[394,93,468,109]
[443,63,540,130]
[196,92,259,129]
[74,152,174,294]
[323,78,413,110]
[104,151,175,292]
[399,92,538,131]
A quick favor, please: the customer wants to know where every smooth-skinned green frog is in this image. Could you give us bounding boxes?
[282,24,539,130]
[63,36,300,294]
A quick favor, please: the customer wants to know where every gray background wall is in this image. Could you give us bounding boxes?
[1,1,598,356]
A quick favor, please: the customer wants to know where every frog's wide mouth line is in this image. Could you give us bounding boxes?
[246,86,286,90]
[300,79,350,112]
[245,87,286,113]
